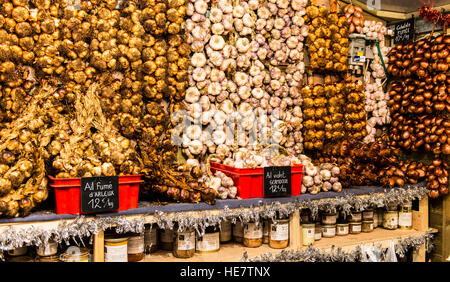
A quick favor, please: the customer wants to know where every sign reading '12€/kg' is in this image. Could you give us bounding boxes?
[81,176,119,213]
[263,166,291,197]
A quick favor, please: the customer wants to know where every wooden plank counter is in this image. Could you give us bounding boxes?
[143,228,436,262]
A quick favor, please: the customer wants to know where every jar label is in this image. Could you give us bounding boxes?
[399,212,412,227]
[306,228,314,239]
[352,225,361,232]
[324,227,335,236]
[128,235,144,254]
[244,223,263,239]
[105,244,128,262]
[196,233,219,251]
[270,223,289,241]
[337,226,348,234]
[160,229,174,243]
[233,222,244,237]
[389,215,398,225]
[350,213,362,221]
[177,231,195,251]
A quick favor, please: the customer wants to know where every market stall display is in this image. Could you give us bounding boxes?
[0,0,447,263]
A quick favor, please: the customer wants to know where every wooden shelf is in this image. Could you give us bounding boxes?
[0,185,432,262]
[142,228,432,262]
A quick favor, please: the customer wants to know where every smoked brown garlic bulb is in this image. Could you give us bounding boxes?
[301,83,327,151]
[387,35,449,155]
[343,76,367,140]
[0,83,68,218]
[324,75,344,141]
[426,158,448,199]
[305,4,349,72]
[318,140,418,188]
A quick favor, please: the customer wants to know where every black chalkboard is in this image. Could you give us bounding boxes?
[394,18,415,44]
[81,176,119,213]
[263,166,291,197]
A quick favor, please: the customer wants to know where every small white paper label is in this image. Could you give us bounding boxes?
[177,231,195,251]
[399,212,412,227]
[196,233,219,251]
[244,223,263,239]
[270,223,289,241]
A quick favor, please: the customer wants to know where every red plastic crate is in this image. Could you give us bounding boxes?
[48,175,143,215]
[210,163,304,199]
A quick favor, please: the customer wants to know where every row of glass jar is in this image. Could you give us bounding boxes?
[125,217,291,260]
[6,241,91,262]
[104,217,291,261]
[300,202,413,246]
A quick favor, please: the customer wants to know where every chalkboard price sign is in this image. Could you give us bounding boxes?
[263,166,291,197]
[81,176,119,213]
[394,18,415,44]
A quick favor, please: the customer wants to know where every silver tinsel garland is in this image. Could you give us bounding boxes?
[243,230,435,262]
[0,185,428,252]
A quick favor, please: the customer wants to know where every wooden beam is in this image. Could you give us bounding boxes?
[289,209,301,250]
[93,230,105,262]
[412,243,426,262]
[340,0,450,21]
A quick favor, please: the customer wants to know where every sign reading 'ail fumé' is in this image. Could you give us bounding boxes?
[81,176,119,213]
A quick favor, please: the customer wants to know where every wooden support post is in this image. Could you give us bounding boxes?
[413,196,429,232]
[289,209,301,250]
[412,196,429,262]
[93,230,104,262]
[412,243,426,262]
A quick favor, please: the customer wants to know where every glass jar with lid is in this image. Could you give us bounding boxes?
[322,224,336,238]
[233,221,244,243]
[269,216,289,249]
[144,224,158,254]
[8,246,27,257]
[60,247,89,262]
[127,233,145,262]
[300,209,312,223]
[399,202,412,230]
[159,228,174,251]
[173,227,196,258]
[348,210,362,222]
[373,211,379,228]
[37,254,60,262]
[37,240,58,257]
[301,223,315,246]
[336,223,349,236]
[362,209,374,220]
[220,220,232,243]
[243,221,263,248]
[383,209,399,230]
[362,220,374,232]
[349,222,362,234]
[321,212,337,225]
[314,222,322,241]
[196,225,220,253]
[104,236,128,262]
